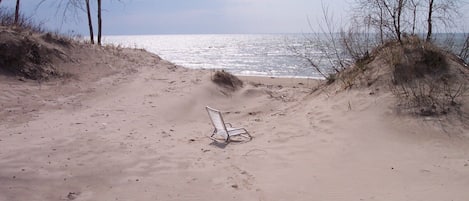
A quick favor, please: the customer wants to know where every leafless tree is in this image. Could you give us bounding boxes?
[341,17,375,61]
[353,0,406,44]
[85,0,94,44]
[408,0,421,35]
[317,2,348,71]
[37,0,81,24]
[290,1,352,81]
[97,0,102,45]
[37,0,95,43]
[354,0,464,44]
[375,0,386,44]
[382,0,406,43]
[426,0,434,41]
[425,0,461,42]
[14,0,20,25]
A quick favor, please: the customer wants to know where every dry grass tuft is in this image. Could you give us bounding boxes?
[332,36,469,116]
[388,39,467,116]
[0,27,71,80]
[211,70,243,90]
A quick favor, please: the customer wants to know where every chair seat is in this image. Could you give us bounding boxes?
[226,127,248,136]
[206,106,252,142]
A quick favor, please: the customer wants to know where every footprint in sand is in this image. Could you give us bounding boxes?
[227,165,256,190]
[272,131,308,143]
[66,192,80,200]
[307,110,333,135]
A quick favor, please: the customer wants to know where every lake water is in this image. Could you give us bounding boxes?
[103,33,467,78]
[104,34,325,78]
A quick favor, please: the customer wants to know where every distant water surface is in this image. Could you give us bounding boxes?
[104,33,468,78]
[104,34,323,78]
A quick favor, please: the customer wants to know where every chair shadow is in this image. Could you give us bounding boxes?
[209,141,228,149]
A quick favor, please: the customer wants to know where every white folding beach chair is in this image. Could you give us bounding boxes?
[206,106,252,142]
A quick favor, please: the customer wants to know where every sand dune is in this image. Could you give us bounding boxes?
[1,46,469,201]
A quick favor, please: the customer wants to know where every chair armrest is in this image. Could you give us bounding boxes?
[224,123,233,127]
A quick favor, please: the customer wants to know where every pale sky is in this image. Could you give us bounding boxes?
[0,0,355,35]
[0,0,468,35]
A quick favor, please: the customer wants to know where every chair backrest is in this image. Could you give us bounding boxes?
[206,106,228,135]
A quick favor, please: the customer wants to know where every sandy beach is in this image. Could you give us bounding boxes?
[1,42,469,201]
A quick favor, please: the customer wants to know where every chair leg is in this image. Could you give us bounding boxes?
[241,133,252,141]
[241,129,252,140]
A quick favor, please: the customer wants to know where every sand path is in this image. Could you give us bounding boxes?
[1,56,469,201]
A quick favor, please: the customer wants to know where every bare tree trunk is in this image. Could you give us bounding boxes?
[85,0,95,44]
[14,0,20,25]
[410,0,418,35]
[426,0,434,42]
[396,0,404,42]
[377,0,385,44]
[97,0,102,45]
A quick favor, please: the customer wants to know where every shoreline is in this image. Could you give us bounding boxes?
[238,75,323,88]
